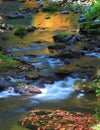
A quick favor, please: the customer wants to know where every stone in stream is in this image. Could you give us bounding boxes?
[5,12,25,19]
[53,34,78,45]
[15,83,41,96]
[26,26,37,32]
[78,16,86,22]
[14,25,37,37]
[0,85,5,92]
[52,48,84,59]
[55,56,100,78]
[61,10,69,14]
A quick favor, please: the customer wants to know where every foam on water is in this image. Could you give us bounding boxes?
[33,77,83,101]
[85,52,100,58]
[0,87,20,98]
[48,58,64,67]
[32,56,63,68]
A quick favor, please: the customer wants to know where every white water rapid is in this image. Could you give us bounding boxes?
[33,77,86,101]
[0,87,20,98]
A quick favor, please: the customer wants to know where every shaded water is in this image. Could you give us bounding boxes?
[0,1,98,130]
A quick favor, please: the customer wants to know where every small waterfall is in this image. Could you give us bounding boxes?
[33,77,85,101]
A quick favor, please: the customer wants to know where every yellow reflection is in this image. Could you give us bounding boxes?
[23,12,78,42]
[33,12,71,30]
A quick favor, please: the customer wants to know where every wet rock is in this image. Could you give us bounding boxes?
[55,56,100,78]
[82,45,94,51]
[14,27,27,37]
[25,72,39,80]
[88,39,100,48]
[55,70,72,78]
[45,15,50,19]
[79,21,100,35]
[78,16,85,22]
[5,12,25,19]
[53,34,78,44]
[74,81,95,93]
[0,77,10,91]
[61,10,69,14]
[26,26,37,32]
[24,54,37,58]
[0,85,5,92]
[53,48,84,59]
[24,8,39,14]
[74,10,80,14]
[0,23,7,30]
[48,43,66,50]
[14,25,37,37]
[34,41,42,44]
[36,78,53,88]
[15,83,41,95]
[0,23,13,30]
[0,46,2,50]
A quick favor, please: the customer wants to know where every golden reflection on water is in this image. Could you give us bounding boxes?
[33,12,71,29]
[24,11,79,42]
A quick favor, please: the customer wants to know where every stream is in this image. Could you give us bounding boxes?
[0,1,100,130]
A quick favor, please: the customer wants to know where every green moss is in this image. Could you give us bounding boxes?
[74,67,100,92]
[57,32,69,37]
[79,1,100,34]
[74,81,96,92]
[0,52,19,71]
[14,26,27,36]
[42,3,59,13]
[85,1,100,21]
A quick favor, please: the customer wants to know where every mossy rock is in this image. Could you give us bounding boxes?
[74,77,100,93]
[48,44,66,50]
[80,22,100,35]
[87,29,100,35]
[91,22,100,28]
[14,26,27,37]
[25,72,39,80]
[74,81,96,93]
[56,56,100,78]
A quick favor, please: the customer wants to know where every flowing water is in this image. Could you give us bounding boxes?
[0,1,99,130]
